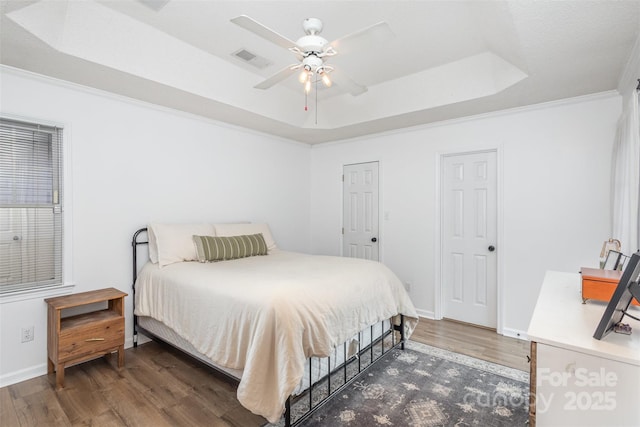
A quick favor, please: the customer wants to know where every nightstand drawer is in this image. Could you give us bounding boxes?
[59,317,124,362]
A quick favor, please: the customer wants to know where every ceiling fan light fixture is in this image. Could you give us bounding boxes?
[231,15,379,119]
[298,69,309,83]
[321,73,332,87]
[232,15,375,96]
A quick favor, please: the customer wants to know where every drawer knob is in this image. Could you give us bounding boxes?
[85,338,105,342]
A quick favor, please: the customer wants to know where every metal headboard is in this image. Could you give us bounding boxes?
[131,227,148,346]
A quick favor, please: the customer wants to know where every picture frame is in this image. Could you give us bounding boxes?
[594,251,640,340]
[603,250,623,270]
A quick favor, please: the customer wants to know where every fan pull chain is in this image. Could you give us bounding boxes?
[315,76,318,125]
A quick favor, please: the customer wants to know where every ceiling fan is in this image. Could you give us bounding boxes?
[230,15,393,96]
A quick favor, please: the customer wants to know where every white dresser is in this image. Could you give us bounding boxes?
[528,271,640,426]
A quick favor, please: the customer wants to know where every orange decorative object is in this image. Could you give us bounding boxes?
[581,267,639,306]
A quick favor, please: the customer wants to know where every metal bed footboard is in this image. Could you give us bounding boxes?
[284,317,405,426]
[131,227,406,427]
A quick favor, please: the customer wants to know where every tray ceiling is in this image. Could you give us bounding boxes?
[1,0,638,143]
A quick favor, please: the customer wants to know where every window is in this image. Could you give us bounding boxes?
[0,118,63,294]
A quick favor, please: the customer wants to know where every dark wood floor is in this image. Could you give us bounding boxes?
[0,318,529,426]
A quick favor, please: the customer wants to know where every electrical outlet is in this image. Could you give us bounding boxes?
[21,326,34,343]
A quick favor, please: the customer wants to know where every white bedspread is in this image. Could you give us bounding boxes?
[134,250,418,423]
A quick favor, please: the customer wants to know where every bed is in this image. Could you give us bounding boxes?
[131,223,418,425]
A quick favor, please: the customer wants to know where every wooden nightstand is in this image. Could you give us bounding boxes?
[45,287,127,389]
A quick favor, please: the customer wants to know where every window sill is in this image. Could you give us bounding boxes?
[0,283,75,304]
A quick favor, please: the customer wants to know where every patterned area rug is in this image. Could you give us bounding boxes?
[272,341,529,427]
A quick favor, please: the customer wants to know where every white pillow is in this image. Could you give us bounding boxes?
[148,223,216,267]
[214,223,277,251]
[147,226,159,263]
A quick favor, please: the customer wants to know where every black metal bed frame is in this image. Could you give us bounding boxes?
[131,227,406,426]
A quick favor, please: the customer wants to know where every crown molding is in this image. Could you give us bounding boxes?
[315,90,619,147]
[0,65,307,148]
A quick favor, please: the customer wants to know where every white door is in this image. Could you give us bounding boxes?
[442,151,497,328]
[343,162,379,260]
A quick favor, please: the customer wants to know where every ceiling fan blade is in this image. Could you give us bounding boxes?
[231,15,296,49]
[329,22,394,55]
[330,69,368,96]
[254,65,300,90]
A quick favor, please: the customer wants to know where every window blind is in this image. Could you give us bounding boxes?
[0,118,63,294]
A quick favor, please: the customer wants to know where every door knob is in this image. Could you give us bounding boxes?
[371,237,377,243]
[488,245,495,252]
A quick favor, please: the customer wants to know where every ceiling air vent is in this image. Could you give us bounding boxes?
[232,49,272,70]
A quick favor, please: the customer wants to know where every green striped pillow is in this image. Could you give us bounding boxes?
[193,233,268,262]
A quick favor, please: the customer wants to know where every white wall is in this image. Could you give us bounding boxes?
[0,68,311,386]
[310,93,621,336]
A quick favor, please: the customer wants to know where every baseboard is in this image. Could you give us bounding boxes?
[0,363,48,388]
[2,336,152,387]
[501,327,529,341]
[416,309,435,319]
